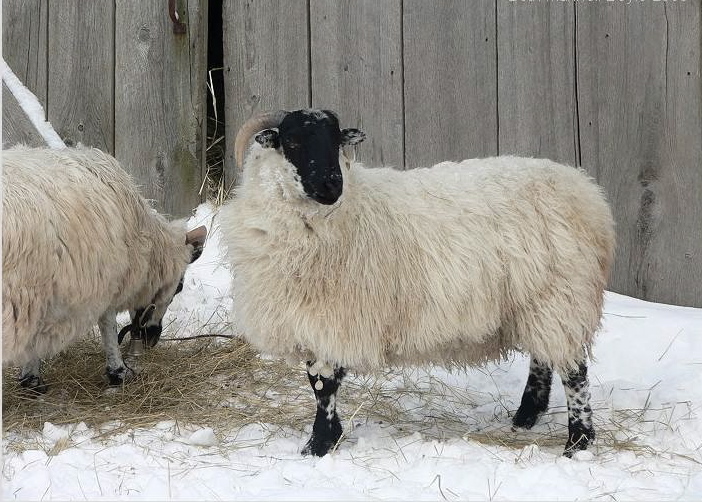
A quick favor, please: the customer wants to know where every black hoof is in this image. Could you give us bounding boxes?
[106,366,134,386]
[19,374,48,394]
[301,433,340,457]
[512,406,541,430]
[563,425,595,457]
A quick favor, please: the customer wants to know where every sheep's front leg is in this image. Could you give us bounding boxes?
[98,311,133,385]
[18,358,47,393]
[513,357,553,429]
[560,361,595,457]
[302,361,346,456]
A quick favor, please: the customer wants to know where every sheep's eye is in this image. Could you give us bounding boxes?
[285,141,299,151]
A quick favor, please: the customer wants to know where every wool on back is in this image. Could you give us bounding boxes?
[221,148,615,373]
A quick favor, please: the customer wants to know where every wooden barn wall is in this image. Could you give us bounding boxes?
[2,0,206,219]
[2,1,700,308]
[576,1,702,309]
[221,0,310,187]
[2,0,48,148]
[224,0,701,309]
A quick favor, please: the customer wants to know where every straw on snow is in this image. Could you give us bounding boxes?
[1,58,65,149]
[3,330,650,458]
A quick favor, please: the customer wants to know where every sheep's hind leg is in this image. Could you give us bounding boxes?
[18,358,47,393]
[512,357,553,429]
[560,361,595,457]
[301,361,346,456]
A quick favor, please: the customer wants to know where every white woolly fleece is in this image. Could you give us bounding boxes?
[220,145,615,373]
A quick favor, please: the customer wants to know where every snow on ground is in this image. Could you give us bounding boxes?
[3,203,702,501]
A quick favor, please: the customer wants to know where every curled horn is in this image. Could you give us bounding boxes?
[234,110,289,169]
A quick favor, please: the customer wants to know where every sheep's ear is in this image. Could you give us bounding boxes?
[254,129,280,149]
[185,225,207,263]
[341,128,365,146]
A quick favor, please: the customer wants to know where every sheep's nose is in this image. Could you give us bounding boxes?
[325,175,343,199]
[310,171,343,205]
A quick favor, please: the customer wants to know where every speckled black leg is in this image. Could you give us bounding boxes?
[513,357,553,429]
[301,362,346,456]
[561,362,595,457]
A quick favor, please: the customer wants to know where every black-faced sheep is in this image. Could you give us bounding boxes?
[2,145,207,391]
[219,109,616,458]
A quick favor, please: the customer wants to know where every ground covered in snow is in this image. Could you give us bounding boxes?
[3,204,702,501]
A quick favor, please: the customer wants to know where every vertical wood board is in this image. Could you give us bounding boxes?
[222,0,309,188]
[115,0,205,218]
[577,0,702,307]
[2,83,47,147]
[497,1,578,166]
[1,0,48,103]
[2,0,48,147]
[403,0,498,168]
[310,0,403,168]
[47,0,114,152]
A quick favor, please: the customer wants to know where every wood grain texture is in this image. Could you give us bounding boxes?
[1,0,47,101]
[2,83,46,148]
[577,0,702,307]
[115,0,205,218]
[403,0,497,168]
[310,0,403,168]
[47,0,114,151]
[497,1,577,166]
[222,0,309,187]
[2,0,48,147]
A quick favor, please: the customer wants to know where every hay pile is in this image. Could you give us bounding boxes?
[1,333,408,442]
[3,333,643,456]
[3,335,307,438]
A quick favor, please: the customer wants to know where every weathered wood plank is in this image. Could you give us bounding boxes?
[1,0,47,100]
[2,83,46,148]
[115,0,205,218]
[47,1,114,152]
[497,1,577,165]
[222,0,309,188]
[2,0,48,147]
[403,0,497,168]
[310,0,403,168]
[577,0,702,307]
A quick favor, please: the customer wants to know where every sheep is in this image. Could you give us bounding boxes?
[2,145,207,391]
[219,109,616,458]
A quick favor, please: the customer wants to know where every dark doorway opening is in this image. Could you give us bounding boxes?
[205,0,226,202]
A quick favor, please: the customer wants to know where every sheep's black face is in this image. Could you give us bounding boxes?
[120,305,163,348]
[136,308,163,347]
[278,110,345,205]
[137,276,185,347]
[255,109,365,205]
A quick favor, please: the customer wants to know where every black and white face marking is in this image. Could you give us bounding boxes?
[254,109,365,205]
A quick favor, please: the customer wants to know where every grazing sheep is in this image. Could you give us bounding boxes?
[2,145,207,391]
[220,109,615,457]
